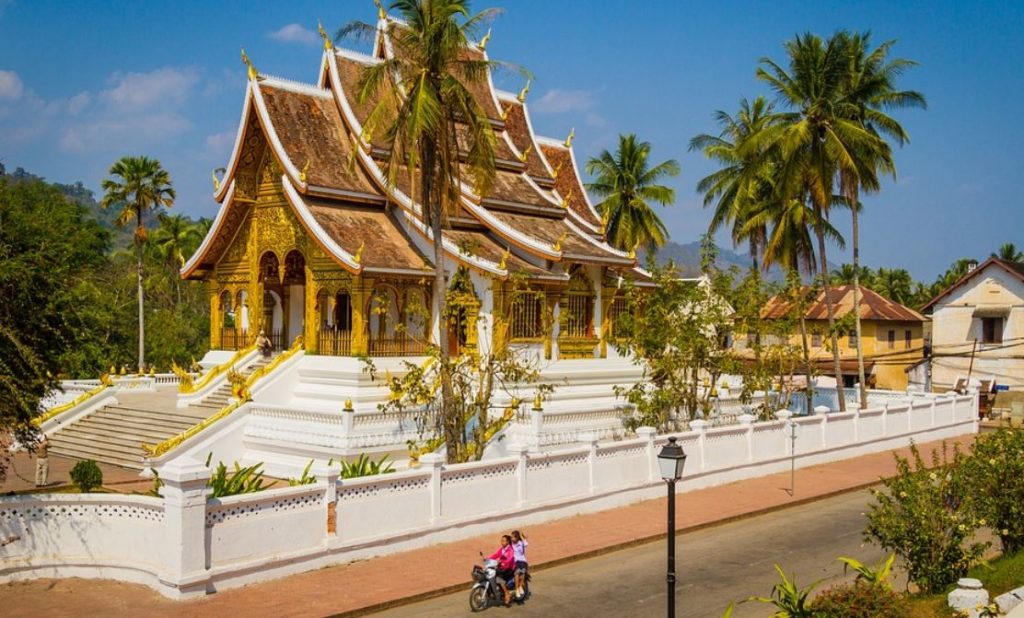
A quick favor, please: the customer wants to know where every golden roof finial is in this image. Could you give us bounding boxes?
[564,127,575,148]
[517,143,532,163]
[498,246,510,270]
[517,79,531,103]
[553,231,568,253]
[344,398,353,411]
[532,392,543,411]
[318,21,333,51]
[374,0,386,20]
[479,28,492,50]
[241,47,258,81]
[353,241,365,264]
[211,169,221,192]
[299,159,311,184]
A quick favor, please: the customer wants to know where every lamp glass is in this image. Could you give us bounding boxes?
[657,436,687,481]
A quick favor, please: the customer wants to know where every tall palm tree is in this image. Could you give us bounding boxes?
[992,242,1023,262]
[872,267,914,305]
[585,133,680,254]
[755,33,892,410]
[150,213,203,303]
[838,31,925,406]
[342,0,500,463]
[101,156,175,372]
[832,263,875,287]
[690,97,774,270]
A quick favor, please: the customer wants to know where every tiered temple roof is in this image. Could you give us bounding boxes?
[183,14,651,286]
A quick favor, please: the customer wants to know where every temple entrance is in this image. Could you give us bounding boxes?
[258,250,306,350]
[283,250,306,346]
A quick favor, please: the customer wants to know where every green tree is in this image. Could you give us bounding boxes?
[100,156,176,372]
[586,133,680,254]
[992,242,1023,262]
[962,429,1024,554]
[0,177,110,479]
[690,96,774,270]
[150,213,203,304]
[871,267,914,305]
[755,33,893,410]
[342,0,503,463]
[832,264,875,287]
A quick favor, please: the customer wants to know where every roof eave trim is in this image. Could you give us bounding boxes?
[395,207,509,277]
[182,180,237,278]
[281,175,362,274]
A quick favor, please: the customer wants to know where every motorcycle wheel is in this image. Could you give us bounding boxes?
[469,587,488,612]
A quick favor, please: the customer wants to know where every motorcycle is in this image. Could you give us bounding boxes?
[469,556,530,612]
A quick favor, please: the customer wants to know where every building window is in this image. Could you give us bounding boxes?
[849,331,858,347]
[510,293,543,340]
[982,317,1004,344]
[811,332,822,347]
[887,330,895,349]
[904,329,912,349]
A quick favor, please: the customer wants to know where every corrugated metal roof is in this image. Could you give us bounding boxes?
[762,285,925,322]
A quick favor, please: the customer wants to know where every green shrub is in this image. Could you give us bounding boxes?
[207,459,269,498]
[746,564,818,617]
[864,442,988,593]
[69,459,103,492]
[288,459,317,486]
[810,581,910,618]
[340,453,395,479]
[962,428,1024,554]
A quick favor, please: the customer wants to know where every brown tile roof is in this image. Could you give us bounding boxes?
[444,229,555,278]
[500,100,554,181]
[490,211,629,263]
[539,143,603,229]
[331,53,397,151]
[484,169,556,209]
[303,198,432,273]
[921,257,1024,312]
[762,285,925,322]
[258,83,380,196]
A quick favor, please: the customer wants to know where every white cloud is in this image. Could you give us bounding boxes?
[67,92,90,115]
[59,112,191,154]
[0,69,23,100]
[205,129,236,155]
[268,23,319,47]
[99,67,199,109]
[531,89,596,115]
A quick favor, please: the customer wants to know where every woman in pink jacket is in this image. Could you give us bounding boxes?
[487,534,515,605]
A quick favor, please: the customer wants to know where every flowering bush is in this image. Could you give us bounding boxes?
[864,442,988,593]
[810,580,910,617]
[962,428,1024,554]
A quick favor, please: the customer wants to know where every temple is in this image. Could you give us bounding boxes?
[183,19,652,364]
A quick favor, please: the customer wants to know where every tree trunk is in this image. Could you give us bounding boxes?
[421,143,456,463]
[136,239,145,373]
[851,194,867,409]
[814,208,846,411]
[799,313,813,414]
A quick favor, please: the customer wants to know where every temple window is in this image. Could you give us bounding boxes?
[319,289,352,356]
[334,292,353,331]
[510,292,544,340]
[564,266,595,338]
[608,293,630,339]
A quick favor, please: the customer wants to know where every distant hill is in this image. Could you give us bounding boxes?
[648,241,784,281]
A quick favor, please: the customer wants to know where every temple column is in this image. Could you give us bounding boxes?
[209,282,222,350]
[491,282,507,354]
[544,292,559,360]
[304,269,319,354]
[351,275,375,356]
[599,285,617,359]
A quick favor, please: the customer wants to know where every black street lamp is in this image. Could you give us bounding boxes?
[658,436,687,617]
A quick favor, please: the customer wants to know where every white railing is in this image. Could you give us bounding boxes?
[0,394,977,600]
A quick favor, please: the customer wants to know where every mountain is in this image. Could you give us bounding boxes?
[648,241,784,281]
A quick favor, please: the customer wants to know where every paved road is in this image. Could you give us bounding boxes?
[371,489,888,618]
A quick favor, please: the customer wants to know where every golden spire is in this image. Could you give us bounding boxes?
[299,159,311,184]
[517,79,531,103]
[211,169,221,192]
[479,28,492,50]
[374,0,386,20]
[498,246,510,270]
[353,241,365,264]
[517,143,532,163]
[553,231,568,253]
[564,127,575,148]
[318,21,333,51]
[344,398,353,412]
[241,47,258,81]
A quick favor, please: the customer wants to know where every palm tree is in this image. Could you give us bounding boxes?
[586,134,680,254]
[101,156,175,372]
[755,33,893,410]
[690,97,774,270]
[838,31,925,407]
[150,213,203,303]
[872,267,914,305]
[342,0,500,463]
[992,243,1023,262]
[832,264,875,287]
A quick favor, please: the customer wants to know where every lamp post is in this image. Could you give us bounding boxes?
[658,436,687,617]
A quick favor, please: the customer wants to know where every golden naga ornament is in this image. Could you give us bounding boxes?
[560,189,573,208]
[564,128,575,148]
[211,169,221,192]
[353,241,365,264]
[517,79,531,103]
[479,28,492,50]
[374,0,386,20]
[551,161,563,179]
[517,143,532,163]
[241,47,258,81]
[498,246,511,270]
[552,231,568,253]
[299,159,311,184]
[318,21,333,51]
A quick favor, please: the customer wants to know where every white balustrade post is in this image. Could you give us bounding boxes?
[313,463,339,536]
[508,444,530,507]
[341,399,355,436]
[636,426,658,482]
[420,453,444,525]
[881,403,889,437]
[930,399,937,428]
[814,406,828,448]
[775,410,793,456]
[158,456,211,597]
[738,414,756,463]
[968,388,980,432]
[579,432,598,494]
[529,402,544,455]
[690,420,709,470]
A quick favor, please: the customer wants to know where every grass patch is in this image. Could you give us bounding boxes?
[906,549,1024,617]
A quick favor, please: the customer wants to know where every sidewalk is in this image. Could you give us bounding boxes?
[1,452,148,495]
[0,434,977,617]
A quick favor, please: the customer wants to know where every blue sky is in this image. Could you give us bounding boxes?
[1,0,1022,281]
